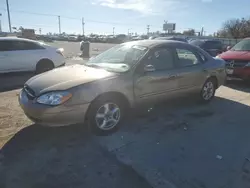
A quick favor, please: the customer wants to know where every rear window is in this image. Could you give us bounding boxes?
[203,41,223,50]
[0,40,45,51]
[190,40,204,47]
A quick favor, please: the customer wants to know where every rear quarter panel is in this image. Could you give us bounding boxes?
[43,46,65,67]
[204,58,226,87]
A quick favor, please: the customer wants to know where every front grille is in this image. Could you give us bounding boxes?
[23,85,36,100]
[225,60,249,68]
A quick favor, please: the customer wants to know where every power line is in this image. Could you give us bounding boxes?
[0,7,153,27]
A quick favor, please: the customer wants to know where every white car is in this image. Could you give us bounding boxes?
[0,37,65,74]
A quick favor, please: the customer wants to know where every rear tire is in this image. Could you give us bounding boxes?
[200,78,216,103]
[87,96,126,135]
[36,60,54,74]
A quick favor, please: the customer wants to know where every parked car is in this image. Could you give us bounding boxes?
[190,39,224,57]
[154,37,188,43]
[216,38,250,81]
[19,40,226,134]
[0,37,65,74]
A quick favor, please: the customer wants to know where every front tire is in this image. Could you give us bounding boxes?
[87,97,125,135]
[200,78,216,102]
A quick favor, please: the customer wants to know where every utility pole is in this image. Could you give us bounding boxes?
[39,28,41,35]
[128,28,132,36]
[0,13,2,32]
[112,27,115,36]
[58,16,61,34]
[147,25,150,36]
[6,0,11,32]
[201,27,204,36]
[82,17,85,36]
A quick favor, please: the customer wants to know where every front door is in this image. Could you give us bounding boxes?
[134,47,179,104]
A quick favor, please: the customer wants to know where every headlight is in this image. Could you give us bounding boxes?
[36,91,72,105]
[215,55,220,59]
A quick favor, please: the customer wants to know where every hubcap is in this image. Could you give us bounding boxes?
[202,81,214,100]
[95,103,121,130]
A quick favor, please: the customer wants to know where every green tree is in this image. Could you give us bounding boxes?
[183,29,195,36]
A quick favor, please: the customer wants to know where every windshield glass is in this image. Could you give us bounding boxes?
[231,39,250,51]
[85,43,148,72]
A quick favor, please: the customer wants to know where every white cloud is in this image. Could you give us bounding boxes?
[92,0,186,15]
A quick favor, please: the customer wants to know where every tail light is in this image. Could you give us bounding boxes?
[56,48,64,56]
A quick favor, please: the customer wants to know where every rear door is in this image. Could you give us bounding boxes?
[173,46,207,95]
[0,41,10,73]
[0,40,45,73]
[0,40,20,73]
[12,41,46,71]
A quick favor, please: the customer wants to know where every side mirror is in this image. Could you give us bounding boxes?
[144,64,155,72]
[227,46,231,51]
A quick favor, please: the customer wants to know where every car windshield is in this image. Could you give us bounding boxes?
[84,43,148,72]
[231,39,250,51]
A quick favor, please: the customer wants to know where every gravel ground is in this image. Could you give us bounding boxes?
[48,41,116,59]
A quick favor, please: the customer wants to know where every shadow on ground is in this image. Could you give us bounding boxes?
[0,73,34,92]
[98,96,250,188]
[0,124,152,188]
[226,80,250,93]
[2,94,250,188]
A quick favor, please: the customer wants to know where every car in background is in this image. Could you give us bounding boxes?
[0,37,65,74]
[131,36,143,41]
[149,36,157,40]
[19,40,226,134]
[189,39,224,57]
[216,38,250,81]
[154,37,188,43]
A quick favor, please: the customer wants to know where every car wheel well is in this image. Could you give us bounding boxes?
[208,76,218,89]
[36,58,54,68]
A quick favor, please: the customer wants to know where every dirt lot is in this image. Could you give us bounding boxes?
[48,41,116,59]
[1,42,250,188]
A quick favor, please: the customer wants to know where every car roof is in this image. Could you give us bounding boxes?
[0,37,36,42]
[123,39,188,49]
[192,39,221,43]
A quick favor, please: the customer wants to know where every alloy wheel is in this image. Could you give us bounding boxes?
[202,81,214,100]
[95,102,121,130]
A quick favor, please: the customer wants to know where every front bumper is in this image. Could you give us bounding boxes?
[18,89,90,126]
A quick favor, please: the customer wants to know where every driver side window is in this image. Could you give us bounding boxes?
[148,48,175,71]
[176,48,200,67]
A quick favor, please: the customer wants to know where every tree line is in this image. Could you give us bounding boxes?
[217,18,250,38]
[182,17,250,39]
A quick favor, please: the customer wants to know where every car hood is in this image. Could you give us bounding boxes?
[219,50,250,60]
[25,64,118,96]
